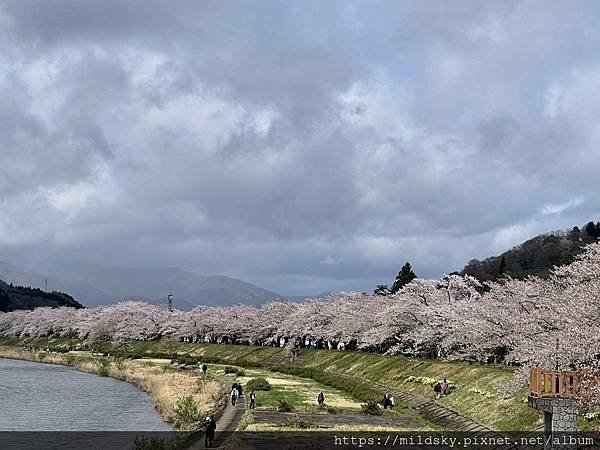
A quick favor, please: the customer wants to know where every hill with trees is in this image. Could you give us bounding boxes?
[0,279,84,312]
[459,221,600,281]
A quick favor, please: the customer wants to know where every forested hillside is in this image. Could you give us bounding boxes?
[460,221,600,281]
[0,279,84,312]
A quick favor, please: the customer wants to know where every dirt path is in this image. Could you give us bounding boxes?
[252,410,418,428]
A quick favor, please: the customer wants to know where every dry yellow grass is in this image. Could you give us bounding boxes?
[106,360,222,424]
[264,376,302,385]
[0,347,223,429]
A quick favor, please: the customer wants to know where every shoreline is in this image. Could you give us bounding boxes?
[0,346,226,431]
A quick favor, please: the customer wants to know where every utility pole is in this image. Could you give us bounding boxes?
[555,337,560,370]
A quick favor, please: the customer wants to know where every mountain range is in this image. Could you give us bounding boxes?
[0,262,282,309]
[9,219,594,311]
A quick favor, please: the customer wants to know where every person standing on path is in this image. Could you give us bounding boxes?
[249,390,256,409]
[317,391,325,405]
[230,387,238,406]
[204,416,216,448]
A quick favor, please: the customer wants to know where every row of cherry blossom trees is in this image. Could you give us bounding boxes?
[2,243,600,373]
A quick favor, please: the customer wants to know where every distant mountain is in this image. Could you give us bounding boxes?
[459,221,600,282]
[0,278,84,312]
[2,262,282,308]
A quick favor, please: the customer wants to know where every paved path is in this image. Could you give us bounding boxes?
[188,394,246,449]
[213,394,246,447]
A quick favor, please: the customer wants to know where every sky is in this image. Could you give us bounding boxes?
[1,1,600,295]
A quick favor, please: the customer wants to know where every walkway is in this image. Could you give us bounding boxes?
[188,393,246,449]
[213,393,246,447]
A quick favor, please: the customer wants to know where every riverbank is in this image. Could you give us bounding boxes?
[0,346,226,430]
[0,337,543,430]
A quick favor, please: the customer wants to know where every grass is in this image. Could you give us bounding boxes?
[208,363,363,413]
[224,366,246,376]
[361,401,382,415]
[0,337,542,430]
[295,348,541,431]
[245,377,271,391]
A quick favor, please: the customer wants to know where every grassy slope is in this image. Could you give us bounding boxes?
[298,350,540,431]
[138,341,540,430]
[0,337,541,431]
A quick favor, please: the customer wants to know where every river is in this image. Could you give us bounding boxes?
[0,358,171,431]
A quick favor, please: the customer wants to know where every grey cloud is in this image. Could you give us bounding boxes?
[2,1,600,294]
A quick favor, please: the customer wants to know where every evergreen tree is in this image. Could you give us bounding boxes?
[373,284,390,296]
[390,262,417,294]
[586,221,599,238]
[498,256,506,275]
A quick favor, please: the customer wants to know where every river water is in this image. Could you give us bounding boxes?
[0,358,171,431]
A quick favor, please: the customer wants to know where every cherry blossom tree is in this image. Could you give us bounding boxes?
[3,241,600,401]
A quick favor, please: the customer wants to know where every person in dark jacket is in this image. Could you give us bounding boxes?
[205,416,216,447]
[249,390,256,409]
[317,391,325,405]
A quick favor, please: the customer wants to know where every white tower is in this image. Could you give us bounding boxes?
[167,291,174,312]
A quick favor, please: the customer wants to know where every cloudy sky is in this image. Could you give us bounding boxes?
[1,1,599,295]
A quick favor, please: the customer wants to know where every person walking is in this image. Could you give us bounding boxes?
[230,387,238,406]
[383,394,389,409]
[236,382,243,397]
[202,363,208,374]
[317,391,325,405]
[249,390,256,409]
[204,416,216,448]
[389,395,395,408]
